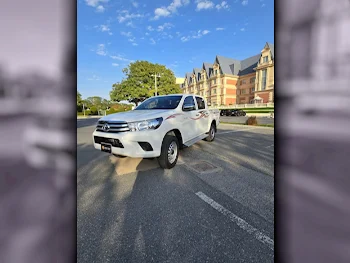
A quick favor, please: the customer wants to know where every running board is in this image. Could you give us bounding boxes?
[183,134,207,147]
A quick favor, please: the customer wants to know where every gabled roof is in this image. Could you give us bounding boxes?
[185,72,192,84]
[215,55,241,75]
[202,62,213,78]
[266,42,274,59]
[238,54,260,76]
[193,68,201,81]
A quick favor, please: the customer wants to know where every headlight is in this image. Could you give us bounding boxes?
[128,117,163,131]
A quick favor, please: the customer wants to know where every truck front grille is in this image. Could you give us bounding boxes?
[96,120,130,133]
[94,136,124,148]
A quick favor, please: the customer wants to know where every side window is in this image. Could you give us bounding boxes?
[195,97,205,110]
[183,96,196,111]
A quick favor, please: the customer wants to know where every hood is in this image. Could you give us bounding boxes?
[99,109,175,123]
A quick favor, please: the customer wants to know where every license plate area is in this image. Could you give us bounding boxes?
[101,142,112,153]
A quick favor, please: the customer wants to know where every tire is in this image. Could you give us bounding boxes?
[157,134,179,169]
[205,123,216,142]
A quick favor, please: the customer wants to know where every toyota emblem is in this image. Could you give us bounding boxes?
[102,123,110,131]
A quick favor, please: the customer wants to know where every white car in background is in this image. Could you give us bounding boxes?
[92,94,220,169]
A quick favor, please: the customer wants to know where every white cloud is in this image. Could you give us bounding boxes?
[126,21,135,27]
[112,63,119,67]
[117,10,144,23]
[95,24,112,35]
[85,0,108,12]
[196,1,214,11]
[157,23,174,31]
[216,27,225,31]
[87,74,100,81]
[132,1,139,8]
[242,0,248,6]
[96,44,107,56]
[180,29,210,42]
[121,31,133,37]
[147,26,154,31]
[153,0,190,20]
[110,55,134,62]
[96,5,105,12]
[261,3,265,7]
[216,1,229,10]
[145,32,150,35]
[85,0,108,7]
[181,36,190,42]
[150,38,156,44]
[128,37,136,42]
[154,7,171,19]
[240,27,245,31]
[168,0,182,13]
[176,31,181,36]
[233,32,236,35]
[132,43,138,46]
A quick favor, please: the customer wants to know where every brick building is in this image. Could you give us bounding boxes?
[181,42,274,106]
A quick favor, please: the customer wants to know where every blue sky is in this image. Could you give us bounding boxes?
[78,0,274,100]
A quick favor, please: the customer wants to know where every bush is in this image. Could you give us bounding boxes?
[246,116,258,126]
[89,106,98,115]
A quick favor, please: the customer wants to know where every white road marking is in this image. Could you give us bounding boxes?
[195,191,274,251]
[217,129,254,135]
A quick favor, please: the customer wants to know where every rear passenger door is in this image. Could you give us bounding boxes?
[181,95,198,141]
[195,96,209,135]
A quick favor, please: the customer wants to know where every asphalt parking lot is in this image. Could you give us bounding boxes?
[77,118,274,262]
[220,116,274,125]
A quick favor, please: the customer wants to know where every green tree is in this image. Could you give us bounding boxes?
[77,91,82,105]
[110,60,182,105]
[86,96,103,107]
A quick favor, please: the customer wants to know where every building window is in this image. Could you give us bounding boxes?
[242,80,246,85]
[213,79,216,85]
[250,77,255,83]
[213,89,216,94]
[215,69,218,75]
[262,69,267,90]
[241,89,246,94]
[263,56,268,63]
[251,87,255,92]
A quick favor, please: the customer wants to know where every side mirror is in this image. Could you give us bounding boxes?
[183,104,195,111]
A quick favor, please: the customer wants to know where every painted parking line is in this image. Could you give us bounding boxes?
[195,191,274,251]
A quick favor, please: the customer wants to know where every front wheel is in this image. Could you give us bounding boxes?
[157,134,179,169]
[205,124,216,142]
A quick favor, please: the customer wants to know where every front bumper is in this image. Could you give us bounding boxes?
[92,129,163,158]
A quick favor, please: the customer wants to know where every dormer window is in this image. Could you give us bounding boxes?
[215,69,218,75]
[263,56,268,63]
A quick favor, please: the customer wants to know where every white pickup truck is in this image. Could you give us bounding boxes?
[92,94,220,169]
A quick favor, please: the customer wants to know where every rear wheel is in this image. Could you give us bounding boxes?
[205,123,216,142]
[157,134,179,169]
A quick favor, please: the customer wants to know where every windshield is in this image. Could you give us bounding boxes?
[135,96,183,110]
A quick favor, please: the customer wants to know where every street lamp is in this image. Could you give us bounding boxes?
[151,73,161,96]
